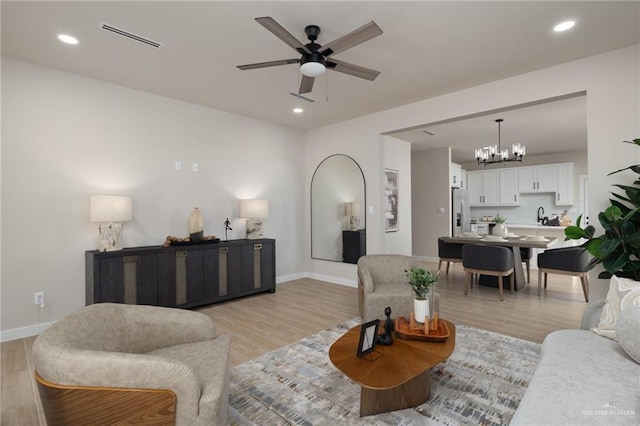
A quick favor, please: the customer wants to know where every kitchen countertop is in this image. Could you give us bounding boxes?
[475,222,567,229]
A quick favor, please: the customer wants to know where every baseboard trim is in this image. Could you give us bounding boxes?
[276,272,307,284]
[305,273,357,288]
[1,321,53,343]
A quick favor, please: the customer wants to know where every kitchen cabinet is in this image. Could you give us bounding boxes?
[467,170,499,206]
[499,169,520,206]
[86,239,276,308]
[518,165,556,193]
[556,163,573,205]
[450,163,463,188]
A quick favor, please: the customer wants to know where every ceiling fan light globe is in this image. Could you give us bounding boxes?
[300,62,326,77]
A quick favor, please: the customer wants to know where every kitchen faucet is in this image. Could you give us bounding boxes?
[537,207,545,223]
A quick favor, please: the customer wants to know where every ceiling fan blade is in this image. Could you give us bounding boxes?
[320,21,383,57]
[237,58,299,70]
[299,75,315,94]
[255,16,311,55]
[327,58,381,81]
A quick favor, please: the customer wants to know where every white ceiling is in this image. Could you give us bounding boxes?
[390,93,588,162]
[2,1,638,141]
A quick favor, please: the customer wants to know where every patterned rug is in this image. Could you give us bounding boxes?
[228,318,541,425]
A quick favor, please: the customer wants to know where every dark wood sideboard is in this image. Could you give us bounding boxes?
[86,239,275,308]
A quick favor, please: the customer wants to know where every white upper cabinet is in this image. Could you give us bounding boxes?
[499,169,520,205]
[450,163,462,188]
[556,163,574,205]
[468,170,499,206]
[518,165,556,193]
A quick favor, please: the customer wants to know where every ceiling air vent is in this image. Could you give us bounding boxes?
[422,129,436,136]
[99,22,164,49]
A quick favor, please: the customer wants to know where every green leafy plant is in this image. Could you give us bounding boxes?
[494,214,507,224]
[565,138,640,280]
[404,267,439,300]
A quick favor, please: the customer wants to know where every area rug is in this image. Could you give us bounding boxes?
[228,318,541,425]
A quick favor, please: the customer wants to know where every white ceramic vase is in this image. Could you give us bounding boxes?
[413,298,430,323]
[492,223,508,238]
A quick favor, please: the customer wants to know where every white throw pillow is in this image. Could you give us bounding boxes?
[592,275,640,340]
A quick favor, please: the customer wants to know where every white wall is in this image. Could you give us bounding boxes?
[382,136,412,256]
[411,148,451,260]
[1,58,305,337]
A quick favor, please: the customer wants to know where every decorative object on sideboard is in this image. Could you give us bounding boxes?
[89,195,132,252]
[188,207,204,241]
[224,217,232,241]
[475,119,525,166]
[240,199,269,239]
[162,234,219,247]
[344,201,361,231]
[405,267,439,324]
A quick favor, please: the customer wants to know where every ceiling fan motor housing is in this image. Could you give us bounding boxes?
[301,51,326,67]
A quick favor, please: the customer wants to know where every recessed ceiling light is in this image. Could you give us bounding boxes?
[293,107,304,114]
[58,34,79,45]
[554,21,575,32]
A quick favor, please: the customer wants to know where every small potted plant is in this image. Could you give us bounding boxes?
[493,213,508,238]
[405,267,439,323]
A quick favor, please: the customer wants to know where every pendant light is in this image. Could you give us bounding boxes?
[474,119,526,166]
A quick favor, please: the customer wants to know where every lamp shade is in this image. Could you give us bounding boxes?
[300,61,326,77]
[239,199,269,219]
[90,195,132,222]
[345,202,361,217]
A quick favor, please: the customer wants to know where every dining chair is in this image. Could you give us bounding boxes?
[438,237,463,276]
[537,246,591,302]
[463,244,514,301]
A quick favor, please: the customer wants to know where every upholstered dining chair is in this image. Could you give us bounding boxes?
[32,303,230,426]
[463,244,514,301]
[537,246,592,302]
[357,254,426,322]
[438,237,463,276]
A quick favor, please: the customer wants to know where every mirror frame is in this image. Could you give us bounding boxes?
[311,154,366,262]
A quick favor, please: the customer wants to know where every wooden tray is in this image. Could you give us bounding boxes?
[394,315,450,342]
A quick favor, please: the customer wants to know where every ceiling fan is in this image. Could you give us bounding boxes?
[237,17,383,94]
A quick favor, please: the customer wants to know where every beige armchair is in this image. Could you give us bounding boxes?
[32,303,230,426]
[357,254,426,322]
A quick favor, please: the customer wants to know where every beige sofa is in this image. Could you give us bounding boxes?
[32,303,230,425]
[357,254,426,322]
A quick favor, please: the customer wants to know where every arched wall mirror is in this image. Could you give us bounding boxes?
[311,154,366,263]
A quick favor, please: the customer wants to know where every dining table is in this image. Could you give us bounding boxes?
[441,234,563,290]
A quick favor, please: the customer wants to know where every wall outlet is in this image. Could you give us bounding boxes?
[34,291,44,306]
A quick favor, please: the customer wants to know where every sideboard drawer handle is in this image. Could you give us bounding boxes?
[123,256,137,263]
[220,247,229,253]
[254,244,263,250]
[176,251,188,258]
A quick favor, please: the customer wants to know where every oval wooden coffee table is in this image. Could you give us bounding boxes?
[329,319,456,417]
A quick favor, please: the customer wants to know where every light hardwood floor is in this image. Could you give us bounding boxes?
[1,262,594,425]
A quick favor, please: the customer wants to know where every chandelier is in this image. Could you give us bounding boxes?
[475,119,526,165]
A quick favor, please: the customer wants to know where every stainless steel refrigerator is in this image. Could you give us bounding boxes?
[452,188,471,236]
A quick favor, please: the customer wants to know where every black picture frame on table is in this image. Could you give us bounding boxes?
[357,319,380,358]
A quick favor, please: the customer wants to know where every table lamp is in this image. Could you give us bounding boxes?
[90,195,133,251]
[345,202,361,231]
[240,199,268,239]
